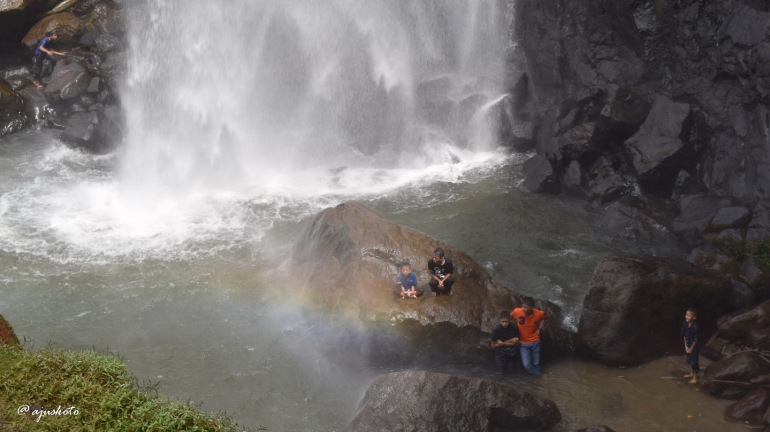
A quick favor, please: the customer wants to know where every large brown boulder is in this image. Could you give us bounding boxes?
[342,371,561,432]
[0,79,29,137]
[0,314,20,346]
[701,352,770,399]
[577,256,732,365]
[290,202,575,365]
[22,12,86,52]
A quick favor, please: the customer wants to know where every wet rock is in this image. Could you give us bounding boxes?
[586,166,626,205]
[561,160,588,198]
[0,314,20,346]
[746,200,770,251]
[99,52,125,97]
[92,32,122,57]
[1,66,34,90]
[72,0,101,16]
[569,427,615,432]
[728,278,756,312]
[746,327,770,351]
[714,228,746,253]
[599,194,675,241]
[707,206,752,231]
[60,106,122,154]
[290,202,575,366]
[87,77,100,94]
[342,371,561,432]
[557,122,605,161]
[597,85,649,140]
[16,87,53,123]
[674,195,734,246]
[724,389,770,424]
[92,3,126,34]
[485,95,535,151]
[44,68,90,101]
[78,28,100,46]
[702,352,770,399]
[723,5,769,48]
[22,12,86,52]
[456,93,487,126]
[718,300,770,339]
[687,245,740,276]
[523,153,560,194]
[0,79,30,137]
[742,259,770,292]
[578,256,731,365]
[50,59,85,81]
[625,95,691,195]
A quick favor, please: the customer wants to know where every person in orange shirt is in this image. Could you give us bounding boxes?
[511,296,548,377]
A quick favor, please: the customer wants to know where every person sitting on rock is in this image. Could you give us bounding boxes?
[491,311,520,374]
[681,308,700,384]
[395,262,422,299]
[428,248,454,296]
[511,297,548,377]
[32,31,63,88]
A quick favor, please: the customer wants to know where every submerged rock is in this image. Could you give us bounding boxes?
[599,194,675,241]
[290,202,575,365]
[578,256,731,365]
[342,371,561,432]
[0,314,20,346]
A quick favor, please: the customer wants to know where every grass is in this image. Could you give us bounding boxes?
[0,344,261,432]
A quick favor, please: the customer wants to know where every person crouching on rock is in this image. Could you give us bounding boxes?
[512,297,548,377]
[682,308,700,384]
[32,31,63,88]
[395,262,422,299]
[491,311,520,374]
[428,248,454,296]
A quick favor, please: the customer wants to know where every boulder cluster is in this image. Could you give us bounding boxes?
[0,0,126,153]
[499,0,770,426]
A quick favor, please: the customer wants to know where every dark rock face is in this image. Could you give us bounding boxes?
[510,0,770,250]
[0,314,20,346]
[578,255,731,365]
[728,278,756,312]
[702,352,770,399]
[0,79,29,137]
[625,95,692,195]
[708,206,752,231]
[724,389,770,424]
[745,327,770,351]
[342,371,561,432]
[742,258,770,293]
[44,66,90,102]
[718,300,770,339]
[291,202,575,366]
[599,194,675,241]
[746,200,770,251]
[673,195,734,246]
[16,87,52,122]
[687,245,740,276]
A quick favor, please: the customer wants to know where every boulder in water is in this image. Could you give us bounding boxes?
[599,194,675,241]
[0,79,30,137]
[16,87,53,123]
[342,371,561,432]
[290,202,575,365]
[523,153,560,194]
[577,255,731,365]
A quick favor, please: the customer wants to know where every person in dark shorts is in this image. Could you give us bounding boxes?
[427,248,453,296]
[491,311,520,373]
[394,262,422,298]
[681,308,700,384]
[32,31,63,87]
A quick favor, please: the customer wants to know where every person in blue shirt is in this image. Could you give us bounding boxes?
[681,308,700,384]
[395,262,422,298]
[32,31,63,88]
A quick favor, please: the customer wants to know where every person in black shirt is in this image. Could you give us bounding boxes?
[681,308,701,384]
[491,311,520,373]
[428,248,454,296]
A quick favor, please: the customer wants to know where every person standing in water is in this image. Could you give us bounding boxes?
[511,297,548,377]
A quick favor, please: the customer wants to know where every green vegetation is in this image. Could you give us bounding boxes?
[0,344,257,432]
[745,240,770,268]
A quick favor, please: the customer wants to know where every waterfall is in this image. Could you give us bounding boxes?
[121,0,510,196]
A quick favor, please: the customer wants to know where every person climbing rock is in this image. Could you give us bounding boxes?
[32,31,63,88]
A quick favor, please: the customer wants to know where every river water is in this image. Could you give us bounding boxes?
[0,0,748,431]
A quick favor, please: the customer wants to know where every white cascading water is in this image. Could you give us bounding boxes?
[121,0,511,197]
[0,0,514,262]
